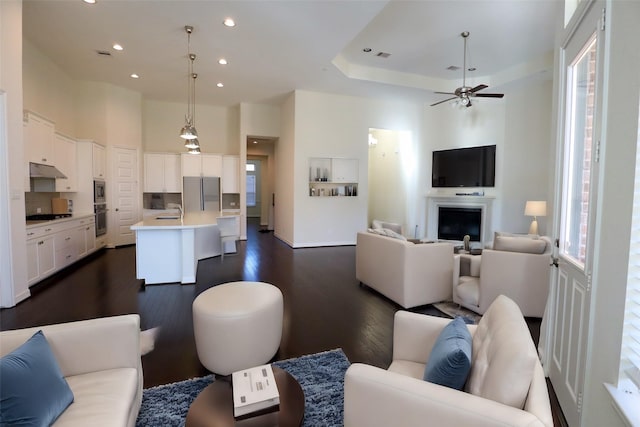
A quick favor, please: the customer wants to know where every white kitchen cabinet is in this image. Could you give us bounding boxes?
[54,133,78,192]
[26,234,55,286]
[92,143,106,179]
[54,227,77,269]
[144,153,181,192]
[24,112,55,165]
[25,215,99,286]
[181,153,222,177]
[201,154,222,177]
[222,155,240,193]
[76,219,96,258]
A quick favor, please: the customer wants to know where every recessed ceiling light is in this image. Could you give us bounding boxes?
[253,140,258,144]
[223,18,236,27]
[218,58,228,65]
[113,43,123,51]
[130,73,139,79]
[216,82,224,88]
[363,48,372,53]
[83,0,96,3]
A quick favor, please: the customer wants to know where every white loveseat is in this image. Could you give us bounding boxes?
[344,295,553,427]
[356,231,454,308]
[0,314,143,427]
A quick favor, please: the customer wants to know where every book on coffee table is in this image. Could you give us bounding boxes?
[232,364,280,418]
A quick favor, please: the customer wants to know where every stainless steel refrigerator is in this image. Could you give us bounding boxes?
[183,176,220,213]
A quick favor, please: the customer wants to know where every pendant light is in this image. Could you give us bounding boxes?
[180,25,198,141]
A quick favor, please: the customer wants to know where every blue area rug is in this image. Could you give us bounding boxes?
[136,348,350,427]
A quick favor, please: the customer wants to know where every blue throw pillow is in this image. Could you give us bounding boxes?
[423,316,472,390]
[0,330,74,426]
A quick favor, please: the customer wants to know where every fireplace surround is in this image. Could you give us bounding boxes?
[426,195,495,244]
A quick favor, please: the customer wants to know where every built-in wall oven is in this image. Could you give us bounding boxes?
[94,203,107,236]
[94,180,106,204]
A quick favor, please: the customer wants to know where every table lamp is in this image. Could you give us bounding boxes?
[525,201,547,235]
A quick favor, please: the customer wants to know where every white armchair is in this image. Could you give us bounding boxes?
[453,234,552,317]
[344,296,553,427]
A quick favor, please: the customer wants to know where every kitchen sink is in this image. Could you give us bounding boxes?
[156,215,181,220]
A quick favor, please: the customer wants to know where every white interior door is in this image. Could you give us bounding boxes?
[112,147,138,247]
[548,2,604,426]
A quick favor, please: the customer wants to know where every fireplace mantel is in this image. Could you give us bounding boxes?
[426,194,495,244]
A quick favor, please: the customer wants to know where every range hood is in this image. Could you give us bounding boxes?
[29,162,67,179]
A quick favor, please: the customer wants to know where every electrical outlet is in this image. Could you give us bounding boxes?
[36,208,42,213]
[230,202,236,206]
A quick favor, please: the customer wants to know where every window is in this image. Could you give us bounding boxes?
[246,175,256,207]
[621,106,640,390]
[561,36,596,267]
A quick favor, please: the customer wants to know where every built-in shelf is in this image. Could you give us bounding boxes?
[308,157,358,197]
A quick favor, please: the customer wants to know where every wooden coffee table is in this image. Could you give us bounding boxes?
[185,367,305,427]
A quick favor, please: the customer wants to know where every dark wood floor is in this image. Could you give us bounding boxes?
[1,218,565,426]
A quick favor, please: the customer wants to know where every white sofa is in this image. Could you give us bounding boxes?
[0,315,143,427]
[344,295,553,427]
[356,231,454,308]
[453,233,552,317]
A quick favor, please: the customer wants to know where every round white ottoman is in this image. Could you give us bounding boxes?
[193,281,284,375]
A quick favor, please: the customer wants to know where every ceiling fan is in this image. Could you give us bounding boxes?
[430,31,504,107]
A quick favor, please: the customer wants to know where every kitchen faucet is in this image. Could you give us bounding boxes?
[167,203,183,218]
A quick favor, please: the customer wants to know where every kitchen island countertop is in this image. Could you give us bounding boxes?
[131,211,238,230]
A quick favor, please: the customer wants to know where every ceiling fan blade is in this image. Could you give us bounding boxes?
[430,97,458,107]
[470,84,488,93]
[434,91,456,95]
[474,93,504,98]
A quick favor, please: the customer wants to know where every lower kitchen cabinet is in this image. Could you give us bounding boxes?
[26,215,100,286]
[26,235,55,285]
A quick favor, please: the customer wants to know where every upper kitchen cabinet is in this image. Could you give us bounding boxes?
[181,153,222,177]
[54,133,77,192]
[92,143,106,179]
[144,153,181,193]
[222,155,240,193]
[24,111,55,165]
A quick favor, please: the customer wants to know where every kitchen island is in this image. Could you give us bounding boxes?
[130,211,239,285]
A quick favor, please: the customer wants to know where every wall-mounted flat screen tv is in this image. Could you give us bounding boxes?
[432,144,496,188]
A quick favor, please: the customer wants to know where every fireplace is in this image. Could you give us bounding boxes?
[426,194,494,244]
[438,207,482,241]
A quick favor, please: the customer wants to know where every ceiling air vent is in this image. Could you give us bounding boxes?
[96,50,112,56]
[376,52,391,58]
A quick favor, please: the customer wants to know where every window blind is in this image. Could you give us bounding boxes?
[621,115,640,388]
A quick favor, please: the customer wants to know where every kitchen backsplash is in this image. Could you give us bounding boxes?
[143,193,182,209]
[25,192,61,215]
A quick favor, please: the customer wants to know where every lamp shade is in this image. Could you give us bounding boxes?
[184,138,200,149]
[525,201,547,217]
[180,124,198,140]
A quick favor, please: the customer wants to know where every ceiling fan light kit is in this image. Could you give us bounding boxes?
[431,31,504,108]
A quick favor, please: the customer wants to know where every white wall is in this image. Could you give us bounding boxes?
[0,0,29,307]
[22,39,76,136]
[502,78,554,235]
[275,93,295,245]
[422,81,553,239]
[142,99,238,154]
[291,90,424,247]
